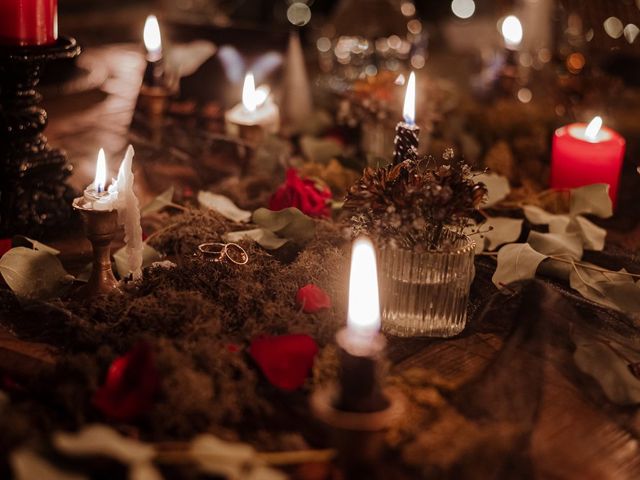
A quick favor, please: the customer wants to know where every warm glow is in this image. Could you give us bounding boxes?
[254,85,270,108]
[94,148,107,193]
[144,15,162,59]
[501,15,523,49]
[585,116,603,142]
[347,237,381,340]
[451,0,475,19]
[242,72,257,113]
[403,71,416,124]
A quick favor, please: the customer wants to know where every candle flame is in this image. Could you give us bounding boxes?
[94,148,107,193]
[585,116,603,141]
[501,15,523,49]
[144,15,162,59]
[242,72,257,113]
[403,71,416,124]
[395,73,405,85]
[254,85,270,108]
[347,237,380,339]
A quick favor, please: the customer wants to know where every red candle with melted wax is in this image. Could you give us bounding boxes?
[0,0,58,46]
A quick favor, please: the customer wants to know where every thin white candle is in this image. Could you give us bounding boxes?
[347,237,381,350]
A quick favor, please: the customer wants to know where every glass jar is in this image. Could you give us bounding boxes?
[379,232,475,337]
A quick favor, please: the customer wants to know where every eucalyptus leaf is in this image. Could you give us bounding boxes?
[566,216,606,251]
[0,247,74,300]
[12,235,60,255]
[572,331,640,405]
[223,228,288,250]
[569,263,640,315]
[522,205,570,233]
[492,243,547,288]
[527,230,583,260]
[53,424,155,465]
[11,449,88,480]
[189,434,255,479]
[299,135,343,165]
[252,208,316,243]
[474,173,510,207]
[141,186,175,216]
[570,184,613,218]
[482,217,523,251]
[113,244,162,279]
[197,191,251,223]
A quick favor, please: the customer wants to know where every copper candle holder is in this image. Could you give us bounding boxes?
[72,197,120,299]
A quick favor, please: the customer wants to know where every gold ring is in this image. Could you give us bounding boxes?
[198,242,226,262]
[224,242,249,265]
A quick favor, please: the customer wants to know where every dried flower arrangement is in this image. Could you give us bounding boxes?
[344,149,487,250]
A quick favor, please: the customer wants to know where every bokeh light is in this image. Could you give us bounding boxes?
[603,16,624,38]
[287,2,311,27]
[451,0,476,20]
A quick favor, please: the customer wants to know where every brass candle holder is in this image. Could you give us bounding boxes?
[72,197,120,299]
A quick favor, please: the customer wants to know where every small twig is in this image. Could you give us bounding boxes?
[144,222,182,245]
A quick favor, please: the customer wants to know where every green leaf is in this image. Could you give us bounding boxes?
[527,231,583,260]
[570,184,613,218]
[566,216,606,251]
[492,243,547,288]
[569,263,640,315]
[474,173,510,207]
[10,449,87,480]
[572,331,640,405]
[223,228,288,250]
[522,205,570,233]
[252,208,316,243]
[113,244,162,279]
[140,186,175,216]
[197,191,251,223]
[12,236,60,255]
[482,217,523,251]
[0,247,73,300]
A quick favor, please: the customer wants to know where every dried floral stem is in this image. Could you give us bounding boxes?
[154,448,335,466]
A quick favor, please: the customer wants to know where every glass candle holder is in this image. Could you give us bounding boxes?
[379,232,475,337]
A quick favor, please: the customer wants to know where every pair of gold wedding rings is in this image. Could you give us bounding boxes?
[197,242,249,265]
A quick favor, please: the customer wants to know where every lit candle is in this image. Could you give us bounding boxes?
[550,116,626,206]
[225,71,280,142]
[142,15,165,88]
[0,0,57,46]
[501,15,523,51]
[335,237,388,413]
[392,71,420,165]
[82,149,117,211]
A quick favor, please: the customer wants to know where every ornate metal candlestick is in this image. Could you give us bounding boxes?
[0,37,81,236]
[72,198,120,299]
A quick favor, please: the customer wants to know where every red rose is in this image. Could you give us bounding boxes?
[92,342,159,422]
[249,334,319,391]
[296,284,332,313]
[269,169,332,218]
[0,239,12,257]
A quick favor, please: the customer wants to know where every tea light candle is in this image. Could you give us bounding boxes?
[225,72,280,141]
[550,116,626,205]
[393,71,419,165]
[335,237,388,413]
[0,0,57,46]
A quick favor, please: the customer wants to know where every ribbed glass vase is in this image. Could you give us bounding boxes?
[379,232,475,338]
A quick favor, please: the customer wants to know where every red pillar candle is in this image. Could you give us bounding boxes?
[550,117,626,206]
[0,0,58,46]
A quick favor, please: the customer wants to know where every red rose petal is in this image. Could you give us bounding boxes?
[0,239,12,257]
[269,169,331,218]
[249,334,318,391]
[296,284,332,313]
[92,342,159,422]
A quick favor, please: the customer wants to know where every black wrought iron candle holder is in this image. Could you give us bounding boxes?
[72,197,120,300]
[311,329,403,478]
[0,37,81,237]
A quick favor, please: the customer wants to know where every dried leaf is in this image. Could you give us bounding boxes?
[0,247,74,300]
[53,424,155,465]
[527,231,583,260]
[12,236,60,255]
[141,187,175,216]
[522,205,570,233]
[129,462,163,480]
[569,264,640,315]
[167,40,217,78]
[566,216,606,251]
[492,243,547,288]
[572,332,640,405]
[482,217,523,251]
[189,434,255,479]
[474,173,510,207]
[252,208,316,243]
[113,244,162,279]
[10,449,88,480]
[197,191,251,223]
[224,228,288,250]
[570,184,613,218]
